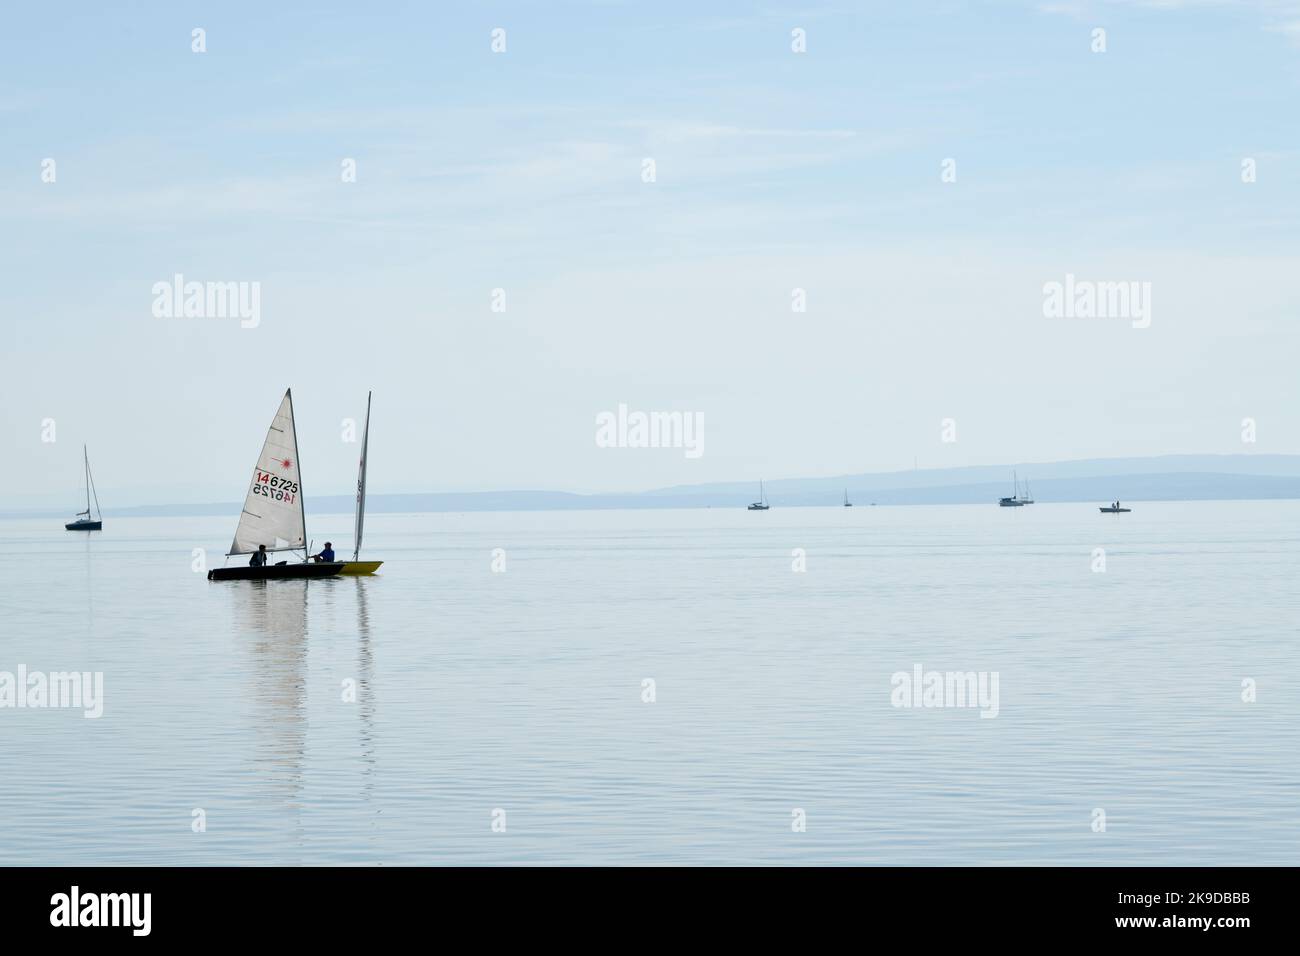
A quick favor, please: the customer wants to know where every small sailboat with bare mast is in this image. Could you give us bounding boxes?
[998,471,1033,507]
[65,445,102,531]
[339,391,383,575]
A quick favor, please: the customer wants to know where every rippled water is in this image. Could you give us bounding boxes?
[1,501,1296,865]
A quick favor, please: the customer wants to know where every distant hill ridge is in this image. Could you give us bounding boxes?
[5,454,1300,518]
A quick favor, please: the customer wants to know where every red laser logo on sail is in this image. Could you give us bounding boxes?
[279,458,293,470]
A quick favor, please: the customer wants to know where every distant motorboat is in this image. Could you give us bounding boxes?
[747,480,770,511]
[65,445,102,531]
[1100,501,1131,513]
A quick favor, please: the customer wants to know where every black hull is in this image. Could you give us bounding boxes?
[208,562,344,581]
[747,505,769,511]
[65,521,102,531]
[1099,508,1131,513]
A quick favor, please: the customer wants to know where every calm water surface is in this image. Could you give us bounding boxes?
[1,501,1296,864]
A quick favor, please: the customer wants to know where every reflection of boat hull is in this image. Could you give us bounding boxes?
[1099,508,1131,513]
[338,561,383,575]
[65,519,102,531]
[208,562,344,581]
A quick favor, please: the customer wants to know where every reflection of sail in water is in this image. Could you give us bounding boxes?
[236,580,310,805]
[354,577,377,809]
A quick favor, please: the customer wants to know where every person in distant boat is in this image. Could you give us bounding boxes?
[311,542,336,563]
[250,544,268,567]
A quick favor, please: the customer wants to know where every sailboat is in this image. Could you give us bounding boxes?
[998,470,1033,507]
[65,445,102,531]
[843,488,852,508]
[998,470,1023,507]
[747,480,770,511]
[208,389,344,581]
[338,391,383,575]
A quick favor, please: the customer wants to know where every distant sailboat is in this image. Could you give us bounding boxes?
[65,445,102,531]
[843,488,852,507]
[998,470,1024,507]
[999,471,1034,507]
[339,391,383,575]
[208,389,344,581]
[1100,501,1131,514]
[747,480,770,511]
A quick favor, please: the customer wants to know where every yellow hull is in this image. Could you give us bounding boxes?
[338,561,383,575]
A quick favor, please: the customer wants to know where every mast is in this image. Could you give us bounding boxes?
[287,388,308,561]
[353,391,372,562]
[86,447,101,520]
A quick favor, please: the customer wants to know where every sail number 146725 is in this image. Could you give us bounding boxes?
[253,471,298,503]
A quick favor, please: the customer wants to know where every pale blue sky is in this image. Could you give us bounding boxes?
[3,1,1299,507]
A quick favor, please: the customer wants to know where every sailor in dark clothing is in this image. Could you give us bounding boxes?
[250,544,268,567]
[311,542,335,563]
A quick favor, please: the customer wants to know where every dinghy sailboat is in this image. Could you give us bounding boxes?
[338,391,383,575]
[65,445,102,531]
[843,488,852,507]
[208,389,344,581]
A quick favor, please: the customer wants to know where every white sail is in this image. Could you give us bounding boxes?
[353,392,372,562]
[228,390,307,555]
